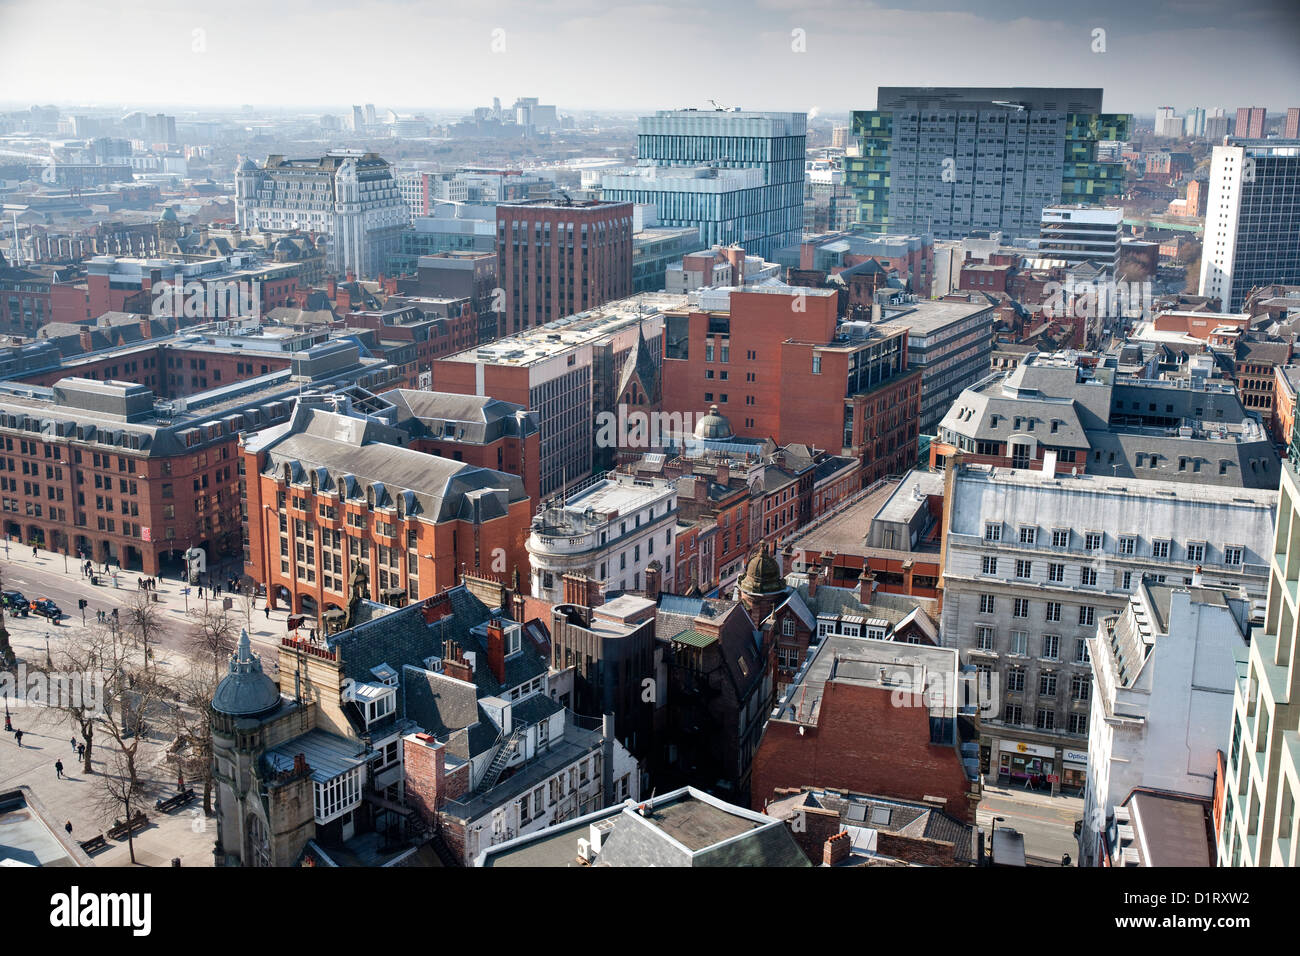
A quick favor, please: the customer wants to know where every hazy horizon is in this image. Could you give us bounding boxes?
[1,0,1298,118]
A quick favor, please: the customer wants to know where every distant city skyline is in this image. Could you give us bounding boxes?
[1,0,1297,116]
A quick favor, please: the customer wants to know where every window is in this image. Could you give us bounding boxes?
[1084,532,1102,551]
[1007,666,1026,692]
[1039,672,1057,697]
[1048,563,1065,583]
[1224,546,1243,567]
[1187,542,1205,563]
[1010,631,1028,656]
[979,594,996,614]
[1042,634,1061,660]
[976,626,995,651]
[1013,598,1030,618]
[1071,674,1091,701]
[1045,602,1062,622]
[1052,529,1069,548]
[1080,567,1097,587]
[981,556,998,575]
[1152,539,1170,559]
[1075,638,1091,664]
[1019,526,1037,545]
[1121,570,1133,590]
[1078,606,1095,627]
[1118,536,1136,556]
[1004,704,1023,725]
[1068,713,1088,734]
[782,618,795,637]
[1014,560,1032,579]
[984,522,1002,542]
[1036,709,1056,731]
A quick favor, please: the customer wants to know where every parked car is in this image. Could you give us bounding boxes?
[31,599,61,620]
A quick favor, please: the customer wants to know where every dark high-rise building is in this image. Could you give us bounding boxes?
[1200,138,1300,312]
[846,87,1129,240]
[496,199,633,334]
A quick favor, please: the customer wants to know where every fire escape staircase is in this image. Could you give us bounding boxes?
[477,724,528,793]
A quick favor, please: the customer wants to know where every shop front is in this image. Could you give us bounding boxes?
[996,740,1056,791]
[1061,749,1088,795]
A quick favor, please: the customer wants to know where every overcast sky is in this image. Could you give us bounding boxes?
[1,0,1297,117]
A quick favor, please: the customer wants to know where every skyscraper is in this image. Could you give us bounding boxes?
[1154,106,1183,139]
[601,109,806,260]
[1199,139,1300,312]
[846,88,1129,240]
[1285,108,1300,140]
[1235,106,1267,139]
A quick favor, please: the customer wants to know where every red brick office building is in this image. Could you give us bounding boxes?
[496,200,633,335]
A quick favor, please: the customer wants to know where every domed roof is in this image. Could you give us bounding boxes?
[236,156,258,173]
[694,404,733,441]
[740,541,785,595]
[212,630,281,719]
[159,206,178,222]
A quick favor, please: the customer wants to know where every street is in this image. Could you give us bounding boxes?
[978,780,1083,866]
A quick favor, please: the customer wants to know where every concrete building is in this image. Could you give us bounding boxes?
[1218,454,1300,866]
[1199,139,1300,313]
[939,462,1275,792]
[1154,107,1183,140]
[235,151,409,279]
[600,109,806,261]
[1038,205,1122,269]
[495,199,633,335]
[1079,579,1249,867]
[526,472,677,601]
[873,291,997,434]
[932,350,1282,488]
[847,88,1128,239]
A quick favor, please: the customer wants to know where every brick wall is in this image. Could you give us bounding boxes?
[751,680,976,822]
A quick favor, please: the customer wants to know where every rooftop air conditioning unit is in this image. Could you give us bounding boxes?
[576,838,594,863]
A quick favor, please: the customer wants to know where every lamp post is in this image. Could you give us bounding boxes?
[45,632,51,669]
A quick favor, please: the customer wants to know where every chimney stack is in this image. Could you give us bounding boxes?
[486,618,507,684]
[716,462,730,486]
[823,831,851,866]
[644,562,661,601]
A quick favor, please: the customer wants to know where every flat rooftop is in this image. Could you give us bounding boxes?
[0,788,84,867]
[783,479,901,556]
[444,293,687,366]
[875,296,994,333]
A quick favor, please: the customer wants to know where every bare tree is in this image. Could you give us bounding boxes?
[94,749,155,865]
[170,661,218,814]
[124,589,166,677]
[46,623,122,774]
[187,606,237,681]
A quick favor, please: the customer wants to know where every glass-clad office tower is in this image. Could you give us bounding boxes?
[601,109,806,261]
[845,88,1129,240]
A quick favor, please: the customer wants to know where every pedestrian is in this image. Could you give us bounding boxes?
[264,606,270,620]
[13,729,22,747]
[64,820,72,836]
[32,545,38,557]
[70,737,77,752]
[55,759,64,779]
[77,742,85,760]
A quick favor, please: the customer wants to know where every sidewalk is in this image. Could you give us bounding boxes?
[0,544,294,660]
[981,778,1084,809]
